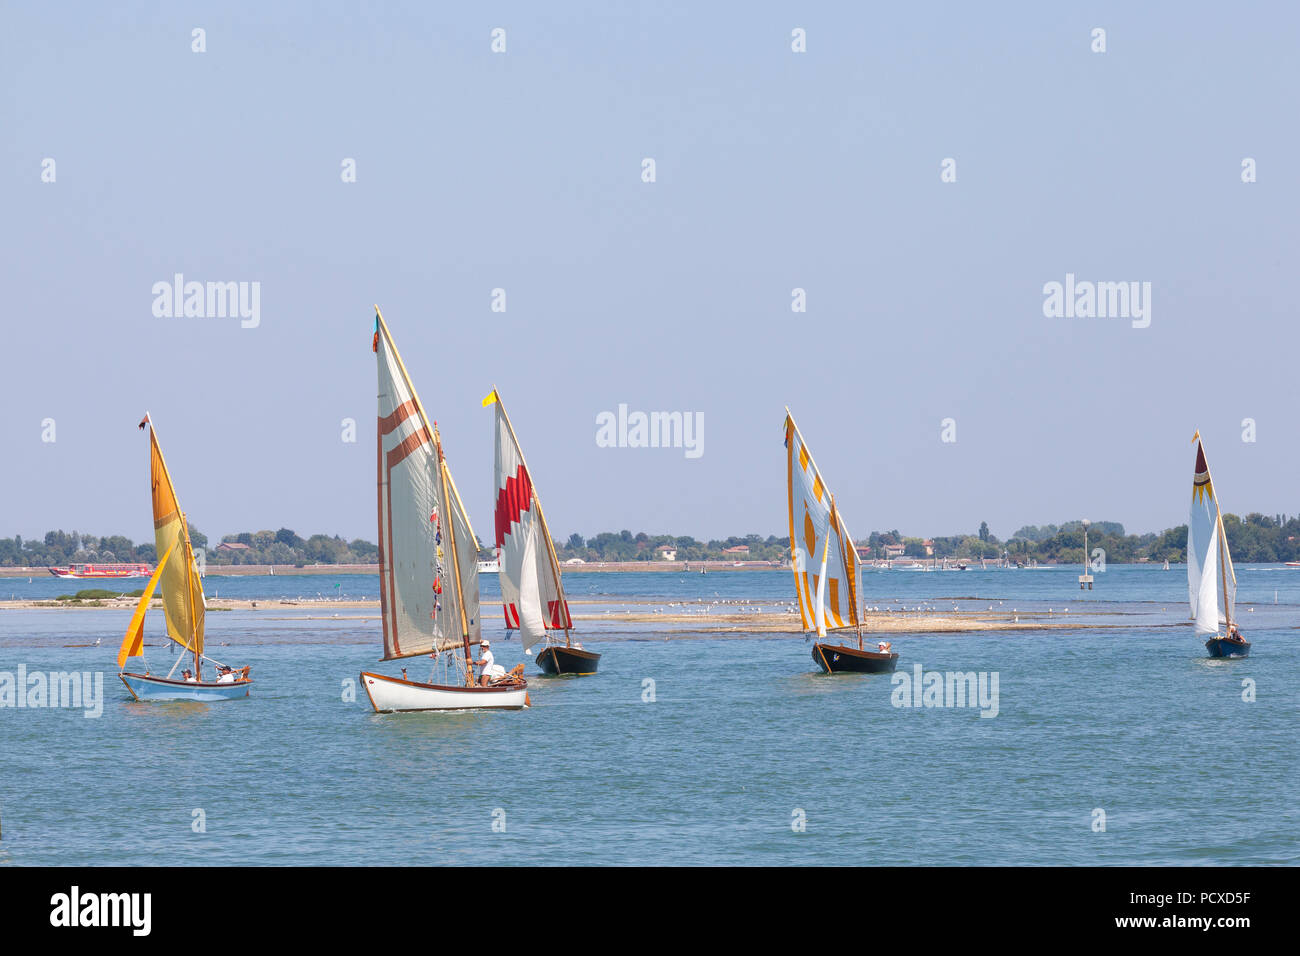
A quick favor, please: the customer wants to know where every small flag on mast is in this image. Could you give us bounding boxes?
[138,414,150,431]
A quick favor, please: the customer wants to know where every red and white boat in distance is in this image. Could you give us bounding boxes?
[49,563,151,580]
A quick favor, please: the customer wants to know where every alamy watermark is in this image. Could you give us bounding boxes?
[891,663,999,718]
[1042,273,1150,329]
[152,274,260,328]
[1,666,103,717]
[596,405,703,459]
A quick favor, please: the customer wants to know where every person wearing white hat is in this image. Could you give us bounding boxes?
[474,639,506,686]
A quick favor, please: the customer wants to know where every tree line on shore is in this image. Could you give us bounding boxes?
[3,512,1298,568]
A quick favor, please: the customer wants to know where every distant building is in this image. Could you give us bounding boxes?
[216,541,251,553]
[563,557,586,565]
[923,539,934,557]
[855,545,872,559]
[656,545,677,561]
[882,544,905,558]
[721,545,750,557]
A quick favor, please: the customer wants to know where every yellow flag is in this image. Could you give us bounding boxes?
[117,546,172,668]
[481,388,498,407]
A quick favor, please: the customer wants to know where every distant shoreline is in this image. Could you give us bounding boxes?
[0,559,1195,579]
[0,593,1139,635]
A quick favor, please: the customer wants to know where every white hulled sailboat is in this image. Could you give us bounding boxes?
[1188,432,1248,658]
[784,409,897,673]
[484,387,596,676]
[360,308,528,711]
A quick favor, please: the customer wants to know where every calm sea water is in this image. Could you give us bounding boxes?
[1,565,1296,865]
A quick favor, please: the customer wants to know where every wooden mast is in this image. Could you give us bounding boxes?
[435,426,474,685]
[493,388,572,648]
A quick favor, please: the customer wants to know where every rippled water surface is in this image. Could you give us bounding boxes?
[1,566,1296,865]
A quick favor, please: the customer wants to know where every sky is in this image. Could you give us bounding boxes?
[2,2,1297,547]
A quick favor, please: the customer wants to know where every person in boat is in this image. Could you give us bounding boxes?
[877,641,892,654]
[216,665,237,684]
[182,669,197,683]
[474,639,506,686]
[1227,623,1246,644]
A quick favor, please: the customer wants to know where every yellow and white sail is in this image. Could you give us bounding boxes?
[485,388,570,651]
[1187,433,1236,636]
[143,417,206,656]
[374,308,481,661]
[784,411,862,636]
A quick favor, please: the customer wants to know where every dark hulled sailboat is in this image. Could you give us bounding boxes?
[784,410,898,675]
[486,388,599,676]
[1188,433,1250,658]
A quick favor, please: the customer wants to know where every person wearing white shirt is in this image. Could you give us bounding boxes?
[474,639,506,686]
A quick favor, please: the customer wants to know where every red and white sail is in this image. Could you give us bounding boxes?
[486,389,570,651]
[374,311,481,660]
[784,411,862,637]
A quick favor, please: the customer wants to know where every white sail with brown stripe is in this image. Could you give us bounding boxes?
[784,410,862,637]
[374,308,480,661]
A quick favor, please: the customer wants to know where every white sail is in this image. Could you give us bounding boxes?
[487,390,569,651]
[784,412,860,635]
[374,311,476,660]
[1218,514,1237,627]
[1188,435,1224,636]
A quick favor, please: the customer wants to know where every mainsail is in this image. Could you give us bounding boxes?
[1188,433,1233,636]
[784,411,862,636]
[374,307,481,662]
[144,417,206,657]
[485,388,571,651]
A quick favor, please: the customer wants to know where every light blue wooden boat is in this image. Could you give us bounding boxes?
[120,672,252,702]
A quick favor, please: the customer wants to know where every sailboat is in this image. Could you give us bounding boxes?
[1188,432,1249,658]
[117,414,252,701]
[360,308,528,712]
[784,410,898,674]
[485,388,597,676]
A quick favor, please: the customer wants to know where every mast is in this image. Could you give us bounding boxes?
[434,425,475,685]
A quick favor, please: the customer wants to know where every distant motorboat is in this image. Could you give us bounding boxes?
[50,563,150,580]
[1163,559,1170,571]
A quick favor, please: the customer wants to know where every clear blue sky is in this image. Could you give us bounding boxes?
[2,2,1297,546]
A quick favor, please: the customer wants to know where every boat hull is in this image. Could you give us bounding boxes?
[120,672,252,701]
[535,645,600,676]
[812,642,899,674]
[1205,637,1251,658]
[361,671,528,712]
